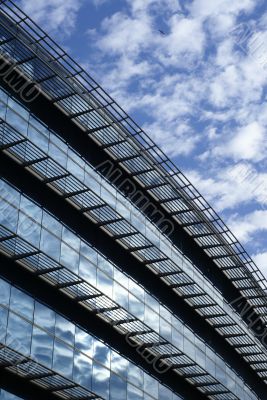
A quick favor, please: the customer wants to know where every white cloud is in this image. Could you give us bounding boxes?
[156,15,206,67]
[144,121,199,157]
[98,11,153,56]
[228,210,267,242]
[253,251,267,276]
[18,0,84,34]
[212,122,266,162]
[228,122,265,160]
[127,0,180,15]
[186,163,267,211]
[188,0,255,19]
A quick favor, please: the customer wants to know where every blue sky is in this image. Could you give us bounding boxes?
[16,0,267,275]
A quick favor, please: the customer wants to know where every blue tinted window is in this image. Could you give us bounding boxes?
[92,360,110,399]
[128,362,144,387]
[159,385,174,400]
[80,241,97,265]
[40,228,61,261]
[0,307,8,343]
[113,282,128,309]
[31,326,53,368]
[75,327,94,358]
[0,279,10,306]
[34,302,55,333]
[60,242,79,274]
[127,383,143,400]
[0,389,23,399]
[73,351,92,390]
[0,101,7,119]
[7,313,32,356]
[42,211,62,237]
[79,255,96,285]
[17,211,41,247]
[5,106,28,135]
[55,314,75,346]
[111,350,128,379]
[0,201,18,232]
[53,339,74,378]
[97,270,113,298]
[110,372,127,400]
[93,340,110,367]
[10,287,34,320]
[27,124,49,152]
[144,374,158,398]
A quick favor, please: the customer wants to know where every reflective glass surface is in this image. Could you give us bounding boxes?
[0,390,23,400]
[0,180,258,400]
[0,278,182,400]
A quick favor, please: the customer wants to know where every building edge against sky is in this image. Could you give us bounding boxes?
[0,1,266,399]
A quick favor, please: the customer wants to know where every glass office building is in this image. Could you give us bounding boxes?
[0,1,266,399]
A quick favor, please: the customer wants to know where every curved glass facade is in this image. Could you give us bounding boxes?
[0,178,257,399]
[0,279,182,400]
[0,1,266,399]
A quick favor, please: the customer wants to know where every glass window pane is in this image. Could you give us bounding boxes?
[97,270,113,298]
[129,293,144,321]
[40,228,61,261]
[0,180,20,207]
[53,339,73,378]
[42,211,62,238]
[75,327,93,358]
[10,287,34,320]
[34,302,55,333]
[55,314,75,346]
[110,372,127,400]
[0,201,18,232]
[128,362,143,387]
[0,307,8,343]
[28,124,49,152]
[93,340,110,368]
[113,282,128,309]
[92,360,110,399]
[8,97,29,120]
[0,100,6,119]
[48,142,67,168]
[20,196,42,224]
[73,351,92,390]
[5,106,28,135]
[111,350,128,379]
[144,306,159,332]
[98,257,113,277]
[159,317,172,342]
[159,385,173,400]
[80,241,97,265]
[31,326,53,368]
[60,242,79,274]
[0,279,10,306]
[79,255,96,285]
[7,313,32,356]
[127,383,143,400]
[0,389,24,399]
[144,374,158,398]
[17,211,41,247]
[62,227,80,251]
